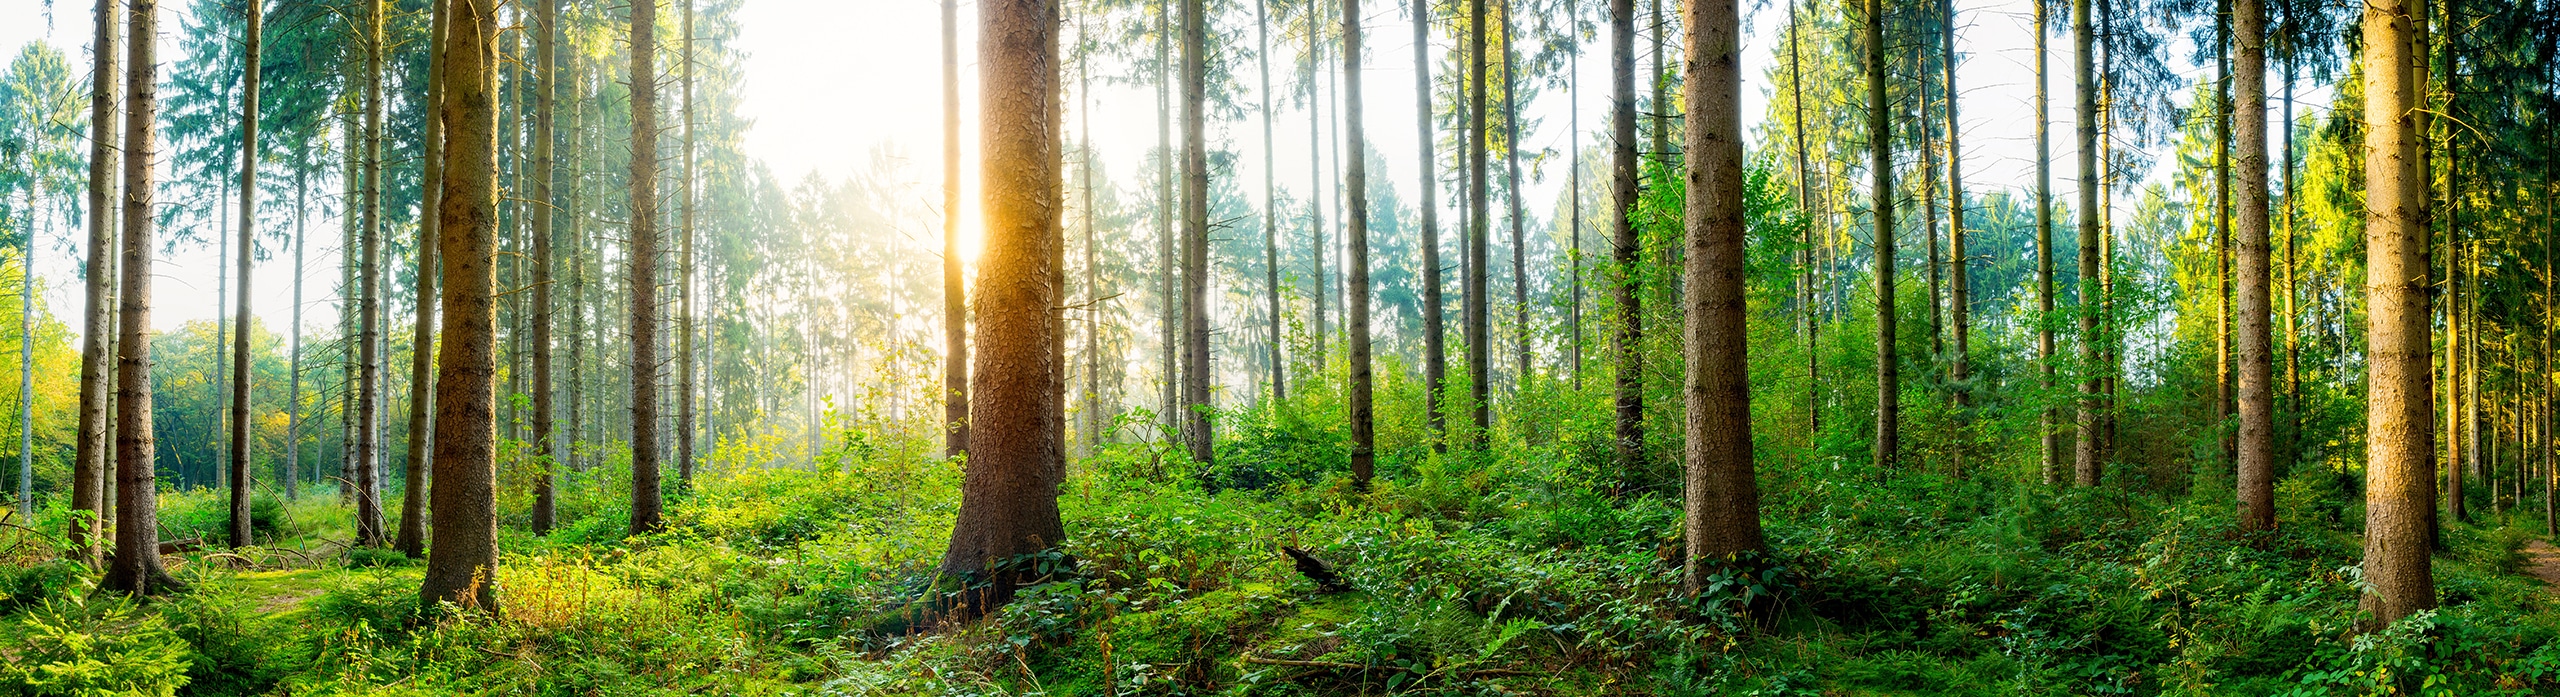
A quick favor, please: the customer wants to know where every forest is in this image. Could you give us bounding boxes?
[0,0,2557,692]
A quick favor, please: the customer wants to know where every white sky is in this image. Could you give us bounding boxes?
[0,0,2325,345]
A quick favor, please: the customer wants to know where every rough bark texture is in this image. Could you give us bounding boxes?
[1343,0,1374,489]
[1415,0,1444,447]
[72,0,119,565]
[2233,0,2275,529]
[944,0,969,461]
[397,0,448,559]
[628,0,663,536]
[421,0,501,614]
[2072,0,2102,487]
[2033,0,2056,483]
[531,0,559,535]
[355,0,387,548]
[229,0,264,549]
[2359,0,2436,626]
[1680,0,1762,592]
[103,0,171,595]
[679,0,700,489]
[1466,0,1491,447]
[1180,0,1212,465]
[938,0,1066,617]
[1865,0,1897,472]
[1609,0,1641,468]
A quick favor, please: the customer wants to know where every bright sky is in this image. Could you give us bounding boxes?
[0,0,2325,344]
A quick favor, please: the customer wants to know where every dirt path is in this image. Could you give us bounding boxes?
[2522,539,2560,587]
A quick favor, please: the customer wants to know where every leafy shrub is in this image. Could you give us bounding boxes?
[0,595,193,697]
[0,558,88,613]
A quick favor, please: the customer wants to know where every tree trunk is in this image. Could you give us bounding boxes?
[420,0,500,614]
[1343,0,1373,489]
[1680,0,1762,590]
[1793,0,1819,434]
[1466,0,1491,447]
[679,0,701,489]
[2358,0,2435,626]
[1180,0,1211,465]
[2033,0,2055,483]
[1944,0,1967,413]
[943,0,969,460]
[2216,0,2235,472]
[1079,24,1103,451]
[72,0,120,565]
[627,0,664,536]
[2072,0,2104,487]
[396,0,448,558]
[1609,0,1642,468]
[531,0,560,535]
[355,0,388,547]
[1865,0,1896,471]
[1416,0,1445,447]
[1502,1,1528,390]
[2233,0,2273,526]
[228,0,264,548]
[939,0,1065,619]
[103,0,172,595]
[286,157,306,503]
[1164,0,1182,436]
[1259,0,1284,406]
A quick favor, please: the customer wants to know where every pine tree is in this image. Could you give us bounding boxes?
[1680,0,1763,588]
[420,0,501,614]
[2359,0,2436,626]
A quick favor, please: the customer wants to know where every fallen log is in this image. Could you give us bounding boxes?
[1282,546,1352,593]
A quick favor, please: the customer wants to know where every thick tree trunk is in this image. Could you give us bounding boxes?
[1343,0,1374,489]
[354,0,388,548]
[1680,0,1762,591]
[627,0,664,536]
[420,0,500,614]
[72,0,120,565]
[1609,0,1642,468]
[102,0,172,595]
[1180,0,1212,465]
[229,0,264,548]
[1416,0,1445,447]
[531,0,560,535]
[2033,0,2055,483]
[397,0,448,559]
[1466,0,1491,446]
[944,0,969,460]
[939,0,1066,618]
[2233,0,2274,528]
[2358,0,2435,626]
[1865,0,1896,471]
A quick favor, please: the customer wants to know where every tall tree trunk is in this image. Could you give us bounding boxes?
[72,0,120,565]
[355,0,388,547]
[1416,0,1445,446]
[1569,35,1582,391]
[679,0,700,487]
[1181,0,1212,465]
[2412,0,2435,544]
[2216,0,2235,471]
[1609,0,1642,468]
[1164,0,1182,436]
[531,0,560,535]
[397,0,448,558]
[1792,0,1819,435]
[421,0,500,614]
[229,0,265,548]
[1343,0,1374,488]
[1944,0,1966,413]
[103,0,172,594]
[1260,0,1285,405]
[627,0,664,536]
[943,0,969,460]
[1466,0,1491,446]
[1865,0,1896,471]
[2033,0,2055,483]
[1502,1,1528,389]
[2358,0,2435,626]
[1921,28,1942,370]
[2233,0,2273,526]
[1079,23,1103,450]
[2280,0,2297,465]
[339,107,357,505]
[2072,0,2103,487]
[940,0,1066,619]
[1680,0,1762,589]
[215,180,228,493]
[286,157,306,502]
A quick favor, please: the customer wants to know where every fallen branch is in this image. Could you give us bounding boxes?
[1282,546,1352,593]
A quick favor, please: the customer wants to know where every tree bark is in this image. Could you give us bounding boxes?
[531,0,560,535]
[2072,0,2103,487]
[1502,0,1527,389]
[420,0,500,614]
[1466,0,1491,447]
[229,0,264,549]
[627,0,664,536]
[1259,0,1284,406]
[679,0,701,489]
[2232,0,2274,528]
[939,0,1066,618]
[1865,0,1896,471]
[102,0,172,595]
[1680,0,1761,590]
[355,0,388,548]
[286,157,306,502]
[1609,0,1642,468]
[2034,0,2055,483]
[943,0,969,461]
[2358,0,2435,626]
[1180,0,1212,465]
[397,0,448,558]
[1944,0,1967,413]
[1416,0,1445,448]
[1343,0,1374,489]
[72,0,120,565]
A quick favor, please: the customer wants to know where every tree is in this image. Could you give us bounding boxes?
[396,0,448,559]
[939,0,1066,618]
[353,0,386,548]
[1502,0,1527,389]
[1865,0,1896,471]
[2359,0,2435,626]
[531,0,560,534]
[421,0,500,614]
[943,0,968,461]
[2233,0,2274,527]
[629,0,664,536]
[71,0,118,566]
[1609,0,1641,468]
[1179,0,1210,465]
[227,0,263,549]
[1944,0,1967,413]
[1343,0,1373,489]
[1680,0,1762,588]
[1258,0,1284,406]
[103,0,173,595]
[679,0,701,489]
[2033,0,2055,482]
[1414,0,1444,447]
[1465,0,1491,446]
[2072,0,2104,486]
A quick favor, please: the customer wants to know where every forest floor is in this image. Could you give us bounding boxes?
[2523,539,2560,588]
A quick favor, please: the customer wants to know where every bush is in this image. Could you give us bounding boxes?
[0,558,88,613]
[0,595,193,697]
